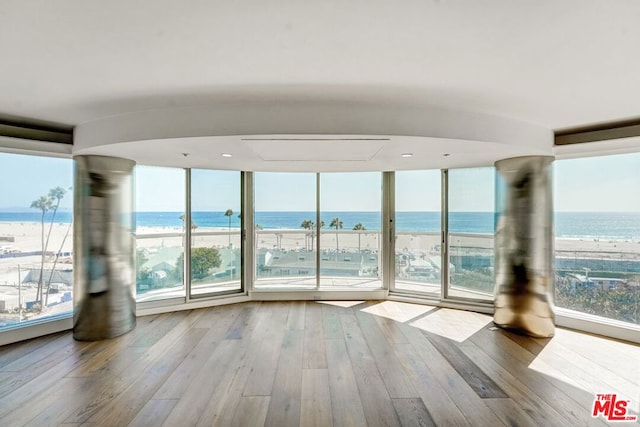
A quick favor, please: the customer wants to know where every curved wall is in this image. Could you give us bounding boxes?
[74,102,553,171]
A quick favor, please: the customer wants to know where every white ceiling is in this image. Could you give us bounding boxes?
[2,1,640,170]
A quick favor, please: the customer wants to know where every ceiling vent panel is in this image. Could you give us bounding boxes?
[242,137,388,161]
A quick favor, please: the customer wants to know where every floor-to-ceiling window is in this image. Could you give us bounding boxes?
[554,153,640,326]
[0,152,74,330]
[253,172,382,290]
[254,172,317,289]
[134,166,186,302]
[3,151,637,346]
[190,169,242,297]
[394,170,441,296]
[447,167,495,301]
[319,172,382,289]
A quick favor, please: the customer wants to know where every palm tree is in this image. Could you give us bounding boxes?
[224,209,234,244]
[300,219,314,250]
[45,219,72,306]
[179,214,198,230]
[353,222,366,252]
[330,217,343,254]
[30,195,53,305]
[318,220,325,252]
[45,187,66,244]
[178,213,198,264]
[41,187,67,303]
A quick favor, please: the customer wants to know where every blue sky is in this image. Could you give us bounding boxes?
[554,152,640,212]
[2,152,640,213]
[0,153,73,211]
[129,153,640,212]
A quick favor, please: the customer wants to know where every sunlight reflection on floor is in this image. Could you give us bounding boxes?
[315,300,365,308]
[410,307,493,342]
[359,300,436,322]
[529,328,640,412]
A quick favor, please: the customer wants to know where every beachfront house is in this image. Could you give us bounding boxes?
[259,249,379,278]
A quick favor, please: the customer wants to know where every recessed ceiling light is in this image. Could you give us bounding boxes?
[221,153,232,158]
[401,153,413,158]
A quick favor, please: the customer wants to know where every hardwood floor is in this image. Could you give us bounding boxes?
[0,300,638,426]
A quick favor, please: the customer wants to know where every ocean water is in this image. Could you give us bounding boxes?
[2,211,640,240]
[0,211,73,224]
[141,211,493,233]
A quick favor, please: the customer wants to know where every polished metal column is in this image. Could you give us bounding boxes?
[494,156,555,338]
[73,155,136,340]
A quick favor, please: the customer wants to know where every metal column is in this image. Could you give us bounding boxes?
[73,155,136,340]
[494,156,555,338]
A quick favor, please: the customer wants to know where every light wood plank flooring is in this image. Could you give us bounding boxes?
[0,300,638,426]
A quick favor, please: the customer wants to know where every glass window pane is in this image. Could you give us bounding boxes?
[254,172,317,288]
[190,169,241,297]
[319,172,382,289]
[395,170,441,296]
[134,166,185,302]
[0,153,74,328]
[447,167,495,301]
[554,153,640,325]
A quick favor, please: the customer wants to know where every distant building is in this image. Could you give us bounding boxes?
[22,269,73,287]
[259,249,379,278]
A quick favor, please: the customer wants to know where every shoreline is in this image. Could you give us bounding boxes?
[1,221,640,250]
[1,222,639,314]
[0,221,638,265]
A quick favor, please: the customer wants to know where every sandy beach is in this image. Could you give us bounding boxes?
[1,221,640,314]
[2,221,640,271]
[0,222,74,287]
